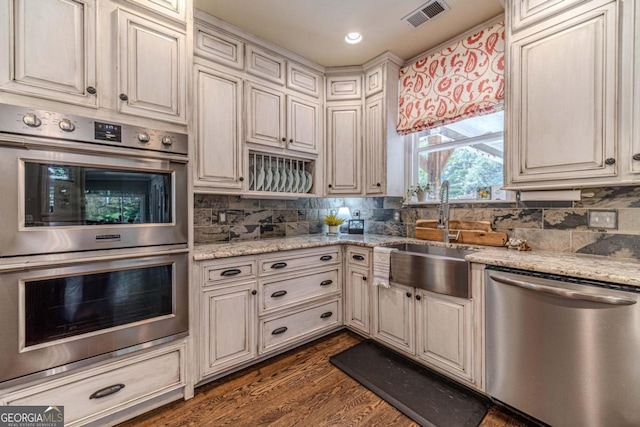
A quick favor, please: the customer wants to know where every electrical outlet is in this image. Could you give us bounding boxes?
[352,210,360,218]
[588,210,617,229]
[219,211,227,224]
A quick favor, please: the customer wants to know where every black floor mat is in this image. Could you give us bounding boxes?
[330,340,491,427]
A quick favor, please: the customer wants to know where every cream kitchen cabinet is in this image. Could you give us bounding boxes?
[510,0,589,31]
[363,57,405,197]
[195,247,342,382]
[505,0,623,189]
[372,265,484,390]
[372,282,415,354]
[343,247,372,336]
[415,290,474,383]
[201,281,258,377]
[245,80,321,155]
[124,0,187,23]
[194,62,244,191]
[326,103,362,195]
[116,9,187,124]
[0,0,98,107]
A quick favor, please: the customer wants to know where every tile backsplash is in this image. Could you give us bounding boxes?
[194,186,640,259]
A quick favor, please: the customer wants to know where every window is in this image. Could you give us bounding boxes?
[409,110,505,201]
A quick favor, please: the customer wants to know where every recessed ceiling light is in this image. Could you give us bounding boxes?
[344,32,363,44]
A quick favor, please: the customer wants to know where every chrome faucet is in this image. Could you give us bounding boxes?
[437,180,460,243]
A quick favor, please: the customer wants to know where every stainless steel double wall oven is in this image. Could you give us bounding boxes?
[0,104,189,385]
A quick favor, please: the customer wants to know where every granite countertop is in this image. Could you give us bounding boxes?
[194,235,640,287]
[468,249,640,288]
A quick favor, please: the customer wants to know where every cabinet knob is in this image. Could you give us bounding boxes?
[376,183,381,187]
[328,184,332,188]
[362,276,367,281]
[251,290,257,295]
[239,176,244,182]
[416,295,422,300]
[86,86,97,95]
[281,137,286,142]
[289,138,294,143]
[633,154,640,161]
[406,292,412,298]
[605,158,616,165]
[119,93,128,101]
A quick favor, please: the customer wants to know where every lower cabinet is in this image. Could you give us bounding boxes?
[201,281,257,377]
[196,247,343,382]
[415,290,473,382]
[1,342,186,427]
[372,282,415,354]
[373,282,479,388]
[343,246,372,336]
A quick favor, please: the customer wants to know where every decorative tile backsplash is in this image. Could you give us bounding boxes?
[194,186,640,259]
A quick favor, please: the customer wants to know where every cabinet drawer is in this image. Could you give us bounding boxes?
[194,22,244,69]
[260,299,341,354]
[202,259,257,286]
[260,269,340,314]
[346,247,371,268]
[259,247,340,276]
[2,345,184,426]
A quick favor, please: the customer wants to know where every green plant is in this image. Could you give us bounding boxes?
[412,183,431,194]
[323,213,345,226]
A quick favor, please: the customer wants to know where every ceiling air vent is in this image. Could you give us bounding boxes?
[402,0,450,28]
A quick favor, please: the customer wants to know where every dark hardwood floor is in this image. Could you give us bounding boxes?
[119,331,527,427]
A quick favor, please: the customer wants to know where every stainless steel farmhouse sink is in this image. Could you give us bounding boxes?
[387,244,474,298]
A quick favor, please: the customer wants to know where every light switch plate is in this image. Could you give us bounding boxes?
[588,210,617,229]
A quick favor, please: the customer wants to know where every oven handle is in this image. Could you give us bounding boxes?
[489,274,637,306]
[90,383,125,399]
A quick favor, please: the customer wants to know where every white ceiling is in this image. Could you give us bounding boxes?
[193,0,505,67]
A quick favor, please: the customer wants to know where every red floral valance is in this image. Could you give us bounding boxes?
[397,21,505,135]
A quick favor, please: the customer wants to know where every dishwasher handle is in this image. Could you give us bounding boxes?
[489,274,637,306]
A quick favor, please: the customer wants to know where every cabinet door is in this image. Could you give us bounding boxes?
[511,0,589,31]
[287,95,321,154]
[508,2,618,185]
[373,283,414,354]
[201,282,257,377]
[326,104,362,195]
[0,0,97,107]
[245,81,285,148]
[416,290,473,382]
[117,9,186,123]
[194,66,244,190]
[123,0,187,23]
[364,94,385,194]
[344,265,371,335]
[631,1,640,175]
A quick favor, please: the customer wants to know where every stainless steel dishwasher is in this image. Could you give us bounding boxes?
[485,266,640,427]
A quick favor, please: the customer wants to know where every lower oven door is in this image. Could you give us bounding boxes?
[0,249,188,384]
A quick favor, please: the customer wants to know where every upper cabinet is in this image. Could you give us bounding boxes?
[325,55,405,197]
[0,0,190,127]
[0,0,97,107]
[505,0,638,189]
[124,0,188,23]
[117,9,187,124]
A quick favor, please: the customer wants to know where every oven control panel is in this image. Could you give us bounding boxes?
[0,104,188,155]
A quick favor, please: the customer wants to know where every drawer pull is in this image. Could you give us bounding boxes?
[272,326,288,335]
[352,254,365,261]
[271,262,287,269]
[271,290,288,298]
[320,311,333,319]
[320,280,333,286]
[320,255,333,261]
[221,269,242,277]
[90,384,125,400]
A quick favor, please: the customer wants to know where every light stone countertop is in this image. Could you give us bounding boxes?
[468,249,640,288]
[193,234,640,287]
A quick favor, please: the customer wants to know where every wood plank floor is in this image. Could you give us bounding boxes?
[119,331,530,427]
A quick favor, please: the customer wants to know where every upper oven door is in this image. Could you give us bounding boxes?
[0,142,187,257]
